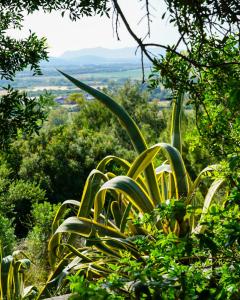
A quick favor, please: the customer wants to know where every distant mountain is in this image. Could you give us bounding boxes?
[41,47,165,67]
[61,47,142,59]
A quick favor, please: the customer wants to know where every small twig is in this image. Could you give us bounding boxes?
[112,0,240,70]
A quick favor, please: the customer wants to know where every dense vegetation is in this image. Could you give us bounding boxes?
[0,0,239,299]
[1,76,238,298]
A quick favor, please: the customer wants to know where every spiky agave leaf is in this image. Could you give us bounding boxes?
[78,169,109,218]
[52,199,80,233]
[49,216,127,267]
[186,165,219,205]
[58,71,161,206]
[96,155,131,173]
[0,255,14,299]
[193,178,225,233]
[38,254,81,299]
[94,175,155,221]
[158,143,189,198]
[171,93,183,154]
[0,252,36,300]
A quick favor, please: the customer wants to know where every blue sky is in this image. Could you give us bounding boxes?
[8,0,179,56]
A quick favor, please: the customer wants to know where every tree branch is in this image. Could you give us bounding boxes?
[111,0,240,70]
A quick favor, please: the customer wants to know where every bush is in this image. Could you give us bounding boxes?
[24,202,60,286]
[68,275,123,300]
[0,213,16,256]
[6,180,46,237]
[66,201,240,300]
[27,201,60,260]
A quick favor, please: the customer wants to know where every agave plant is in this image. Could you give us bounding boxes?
[40,73,226,297]
[0,249,37,299]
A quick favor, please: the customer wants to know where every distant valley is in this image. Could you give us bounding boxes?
[0,47,168,100]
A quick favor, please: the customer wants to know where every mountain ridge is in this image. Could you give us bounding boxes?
[42,46,164,66]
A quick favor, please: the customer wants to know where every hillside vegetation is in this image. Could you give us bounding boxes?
[0,0,239,299]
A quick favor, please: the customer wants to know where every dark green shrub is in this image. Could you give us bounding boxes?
[27,201,60,260]
[0,213,16,256]
[66,192,240,300]
[6,180,46,237]
[68,275,123,300]
[24,202,60,286]
[84,202,240,300]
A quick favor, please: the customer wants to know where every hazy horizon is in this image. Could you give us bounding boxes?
[7,0,180,57]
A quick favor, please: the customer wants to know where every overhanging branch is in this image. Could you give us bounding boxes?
[111,0,240,70]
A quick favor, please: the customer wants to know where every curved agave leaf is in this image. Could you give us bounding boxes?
[94,236,141,259]
[13,259,32,298]
[120,202,132,233]
[55,217,126,239]
[78,169,109,218]
[127,144,161,180]
[187,165,219,205]
[171,93,183,154]
[58,71,147,153]
[1,255,14,298]
[94,188,107,222]
[111,201,122,228]
[127,144,163,204]
[194,178,225,233]
[111,199,133,234]
[155,162,171,202]
[59,71,161,206]
[97,155,131,173]
[0,254,34,300]
[156,164,172,177]
[86,236,122,258]
[63,244,93,263]
[97,155,148,193]
[49,216,126,267]
[158,143,189,198]
[52,199,80,233]
[90,209,119,231]
[74,261,112,278]
[202,179,225,214]
[23,286,38,298]
[159,172,169,202]
[50,245,115,280]
[94,176,154,221]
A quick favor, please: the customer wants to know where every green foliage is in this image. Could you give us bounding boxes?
[27,202,60,259]
[45,107,70,127]
[66,93,85,106]
[7,180,46,211]
[150,35,240,169]
[0,161,12,213]
[3,180,46,237]
[66,201,240,299]
[0,214,16,256]
[0,87,48,149]
[23,202,61,287]
[73,81,166,148]
[0,0,109,148]
[44,76,227,298]
[0,82,165,205]
[68,275,123,300]
[16,126,127,203]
